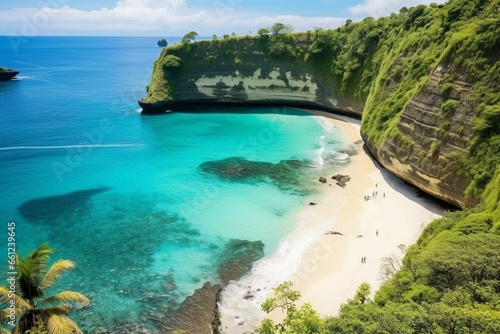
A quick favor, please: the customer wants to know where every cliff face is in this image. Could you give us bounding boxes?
[364,65,475,208]
[360,0,500,209]
[140,36,363,116]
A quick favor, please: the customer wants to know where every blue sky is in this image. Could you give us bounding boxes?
[0,0,447,36]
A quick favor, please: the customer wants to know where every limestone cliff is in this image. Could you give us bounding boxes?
[363,64,475,208]
[139,36,362,117]
[360,0,500,209]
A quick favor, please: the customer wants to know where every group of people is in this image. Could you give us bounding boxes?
[364,184,386,201]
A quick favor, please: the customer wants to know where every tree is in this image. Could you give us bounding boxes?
[0,244,90,334]
[257,28,270,36]
[259,281,326,334]
[419,233,500,292]
[269,23,293,35]
[182,31,198,43]
[348,282,372,305]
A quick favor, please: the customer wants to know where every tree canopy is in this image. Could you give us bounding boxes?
[269,23,294,35]
[182,31,198,43]
[257,27,270,36]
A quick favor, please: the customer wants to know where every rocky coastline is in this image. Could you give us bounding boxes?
[0,67,19,80]
[157,239,264,334]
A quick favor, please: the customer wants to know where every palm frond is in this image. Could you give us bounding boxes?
[37,291,90,309]
[25,243,54,279]
[45,313,83,334]
[0,286,32,311]
[38,260,75,292]
[0,307,24,325]
[13,307,75,334]
[16,244,55,301]
[0,327,11,334]
[13,259,42,302]
[40,305,72,316]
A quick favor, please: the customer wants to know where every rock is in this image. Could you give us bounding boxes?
[331,174,351,188]
[319,177,327,183]
[243,291,254,300]
[217,239,265,285]
[200,157,309,193]
[157,38,168,47]
[160,282,222,334]
[309,201,317,206]
[325,231,343,236]
[0,68,19,81]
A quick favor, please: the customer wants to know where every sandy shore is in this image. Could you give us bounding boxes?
[283,110,444,317]
[219,111,445,332]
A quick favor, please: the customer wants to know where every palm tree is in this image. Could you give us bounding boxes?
[0,244,90,334]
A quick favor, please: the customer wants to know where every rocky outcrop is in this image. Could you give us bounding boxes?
[0,67,19,80]
[157,38,168,47]
[160,282,222,334]
[217,239,265,286]
[139,38,362,117]
[363,64,475,208]
[159,239,264,333]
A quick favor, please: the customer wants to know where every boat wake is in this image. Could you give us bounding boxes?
[0,144,142,151]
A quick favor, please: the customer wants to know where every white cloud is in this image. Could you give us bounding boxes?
[0,0,346,36]
[349,0,447,17]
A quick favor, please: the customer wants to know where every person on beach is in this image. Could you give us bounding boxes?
[376,230,378,236]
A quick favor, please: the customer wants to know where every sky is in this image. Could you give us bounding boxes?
[0,0,448,37]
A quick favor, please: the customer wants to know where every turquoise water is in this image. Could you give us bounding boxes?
[0,37,347,332]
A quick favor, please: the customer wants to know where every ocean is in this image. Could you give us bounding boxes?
[0,36,349,332]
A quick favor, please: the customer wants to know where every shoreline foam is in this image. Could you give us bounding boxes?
[219,111,445,333]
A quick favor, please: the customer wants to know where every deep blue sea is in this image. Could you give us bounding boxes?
[0,36,348,332]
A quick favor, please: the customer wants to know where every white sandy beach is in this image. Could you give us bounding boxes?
[287,111,444,317]
[219,111,445,333]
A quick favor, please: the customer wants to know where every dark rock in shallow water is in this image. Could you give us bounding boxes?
[17,186,111,222]
[217,239,265,285]
[160,282,222,334]
[158,238,264,334]
[199,157,310,194]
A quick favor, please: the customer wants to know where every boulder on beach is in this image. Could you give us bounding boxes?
[331,174,351,188]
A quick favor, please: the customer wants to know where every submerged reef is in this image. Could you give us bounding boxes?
[199,157,312,194]
[17,186,111,222]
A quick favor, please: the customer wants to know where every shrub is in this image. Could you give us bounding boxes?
[441,99,459,114]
